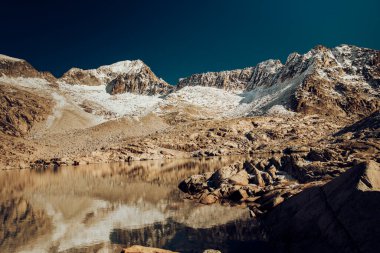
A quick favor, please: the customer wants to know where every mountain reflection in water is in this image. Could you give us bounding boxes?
[0,156,276,253]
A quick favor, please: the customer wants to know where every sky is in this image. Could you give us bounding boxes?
[1,0,379,84]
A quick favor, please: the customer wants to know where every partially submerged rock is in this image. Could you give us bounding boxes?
[178,159,307,216]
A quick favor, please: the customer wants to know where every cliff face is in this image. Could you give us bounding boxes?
[105,64,174,95]
[177,67,256,91]
[60,60,173,95]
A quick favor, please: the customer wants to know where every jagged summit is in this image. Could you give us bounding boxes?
[177,67,256,91]
[177,44,380,117]
[61,59,146,84]
[60,59,173,95]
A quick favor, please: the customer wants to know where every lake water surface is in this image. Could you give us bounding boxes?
[0,156,277,253]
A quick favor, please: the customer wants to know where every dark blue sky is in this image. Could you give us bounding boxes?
[1,0,379,84]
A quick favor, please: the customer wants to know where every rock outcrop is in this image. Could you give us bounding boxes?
[60,60,173,95]
[178,159,314,217]
[177,67,256,91]
[263,161,380,253]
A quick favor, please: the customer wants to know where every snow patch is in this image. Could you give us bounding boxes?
[0,54,23,62]
[0,76,49,89]
[266,105,295,116]
[45,92,67,129]
[157,86,249,118]
[59,82,162,119]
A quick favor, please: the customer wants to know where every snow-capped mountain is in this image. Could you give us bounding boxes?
[177,59,283,92]
[60,60,173,95]
[0,44,378,120]
[177,44,380,117]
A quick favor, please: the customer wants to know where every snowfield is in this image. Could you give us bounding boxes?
[0,74,298,121]
[59,82,163,118]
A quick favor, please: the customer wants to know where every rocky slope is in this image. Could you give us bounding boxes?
[0,54,55,81]
[60,60,173,95]
[0,44,378,169]
[0,84,52,137]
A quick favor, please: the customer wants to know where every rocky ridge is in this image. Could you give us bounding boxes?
[0,54,55,82]
[177,45,380,117]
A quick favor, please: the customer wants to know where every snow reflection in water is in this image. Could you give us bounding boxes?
[0,156,276,253]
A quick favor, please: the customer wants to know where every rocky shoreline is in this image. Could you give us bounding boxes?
[178,155,380,252]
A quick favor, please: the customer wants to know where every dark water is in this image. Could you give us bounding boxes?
[0,157,276,253]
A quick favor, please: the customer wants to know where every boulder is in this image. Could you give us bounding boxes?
[263,161,380,253]
[178,174,208,194]
[209,165,239,186]
[121,245,178,253]
[251,168,265,187]
[266,165,277,179]
[200,194,218,205]
[261,172,273,185]
[228,170,249,186]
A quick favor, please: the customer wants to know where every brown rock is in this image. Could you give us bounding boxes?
[266,165,277,179]
[229,170,249,186]
[210,165,239,186]
[252,168,265,187]
[262,172,273,185]
[200,194,218,205]
[121,245,178,253]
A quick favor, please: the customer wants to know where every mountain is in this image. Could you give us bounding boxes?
[60,60,173,95]
[177,59,283,91]
[177,45,380,118]
[0,44,379,119]
[0,54,55,81]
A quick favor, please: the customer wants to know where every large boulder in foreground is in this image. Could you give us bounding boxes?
[263,161,380,253]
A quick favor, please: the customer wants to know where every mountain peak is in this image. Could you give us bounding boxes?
[0,54,23,62]
[59,59,172,95]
